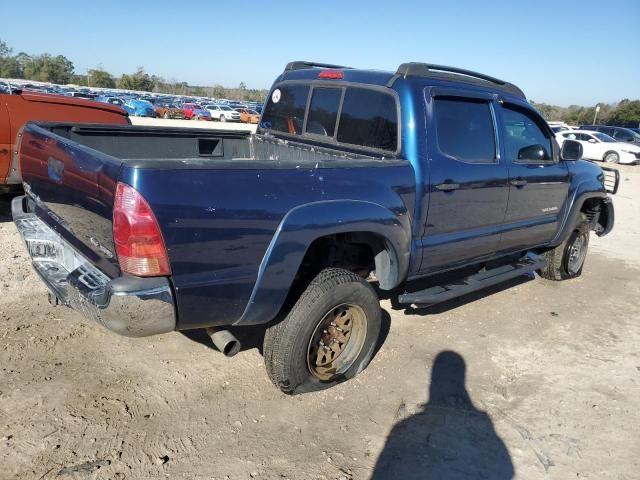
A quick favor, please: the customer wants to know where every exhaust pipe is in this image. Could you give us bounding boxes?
[206,327,241,357]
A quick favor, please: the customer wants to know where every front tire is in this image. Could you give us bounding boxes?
[220,115,227,122]
[603,151,620,164]
[539,213,590,280]
[263,268,381,395]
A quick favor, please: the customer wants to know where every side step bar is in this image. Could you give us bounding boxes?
[398,253,546,306]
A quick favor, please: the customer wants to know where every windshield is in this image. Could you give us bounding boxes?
[594,133,616,143]
[220,105,234,111]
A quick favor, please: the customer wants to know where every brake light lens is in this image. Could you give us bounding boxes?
[113,182,171,276]
[318,70,344,80]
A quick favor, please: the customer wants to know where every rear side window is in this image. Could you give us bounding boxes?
[337,88,398,151]
[434,97,496,163]
[261,84,310,134]
[305,87,342,136]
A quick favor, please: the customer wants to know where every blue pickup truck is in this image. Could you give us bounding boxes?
[12,61,617,394]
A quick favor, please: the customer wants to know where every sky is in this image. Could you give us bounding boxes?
[2,0,639,106]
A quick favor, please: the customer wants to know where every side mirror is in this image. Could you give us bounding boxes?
[561,139,583,161]
[588,139,597,144]
[517,144,549,161]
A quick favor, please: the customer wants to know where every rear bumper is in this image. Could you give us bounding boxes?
[12,196,176,337]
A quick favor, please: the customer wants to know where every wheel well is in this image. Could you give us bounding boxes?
[293,232,398,292]
[580,198,608,234]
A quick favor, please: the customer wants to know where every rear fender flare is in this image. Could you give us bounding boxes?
[235,200,411,326]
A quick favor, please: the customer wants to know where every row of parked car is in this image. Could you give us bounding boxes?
[96,95,262,123]
[553,124,640,165]
[0,80,264,124]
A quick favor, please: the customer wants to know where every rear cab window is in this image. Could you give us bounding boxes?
[260,82,399,154]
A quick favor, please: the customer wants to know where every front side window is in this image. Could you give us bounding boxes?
[337,88,398,151]
[433,97,496,163]
[502,105,553,162]
[260,84,310,135]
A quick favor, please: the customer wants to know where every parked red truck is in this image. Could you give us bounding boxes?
[0,89,130,193]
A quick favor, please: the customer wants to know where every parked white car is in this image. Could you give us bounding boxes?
[556,130,640,165]
[204,104,241,122]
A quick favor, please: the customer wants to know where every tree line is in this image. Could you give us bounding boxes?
[531,100,640,128]
[1,39,639,123]
[0,39,267,102]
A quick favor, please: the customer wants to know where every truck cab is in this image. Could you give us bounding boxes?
[258,62,613,279]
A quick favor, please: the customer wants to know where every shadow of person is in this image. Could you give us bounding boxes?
[371,351,514,479]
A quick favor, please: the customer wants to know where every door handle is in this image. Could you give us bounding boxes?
[510,178,527,187]
[0,148,9,156]
[435,182,460,192]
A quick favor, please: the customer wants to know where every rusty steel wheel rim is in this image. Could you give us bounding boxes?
[307,303,367,381]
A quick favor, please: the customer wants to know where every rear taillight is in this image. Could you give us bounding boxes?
[113,182,171,277]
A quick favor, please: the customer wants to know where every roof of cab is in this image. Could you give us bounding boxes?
[278,60,526,99]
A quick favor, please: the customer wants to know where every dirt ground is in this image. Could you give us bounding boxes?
[0,165,638,480]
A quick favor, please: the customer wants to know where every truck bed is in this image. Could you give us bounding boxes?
[18,122,414,330]
[42,123,386,168]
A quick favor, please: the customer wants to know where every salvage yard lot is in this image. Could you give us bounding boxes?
[0,166,638,479]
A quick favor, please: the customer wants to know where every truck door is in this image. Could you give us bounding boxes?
[0,100,10,181]
[497,101,569,252]
[420,89,509,272]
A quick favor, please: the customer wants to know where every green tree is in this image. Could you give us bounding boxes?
[0,56,22,78]
[118,67,155,91]
[211,84,226,99]
[608,100,640,127]
[88,68,115,88]
[71,74,88,86]
[20,53,74,84]
[0,39,12,58]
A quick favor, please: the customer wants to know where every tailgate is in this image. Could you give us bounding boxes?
[19,123,122,277]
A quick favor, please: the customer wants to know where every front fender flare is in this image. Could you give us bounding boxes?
[235,200,411,326]
[551,190,609,246]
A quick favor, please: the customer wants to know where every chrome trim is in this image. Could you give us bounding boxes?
[12,196,176,337]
